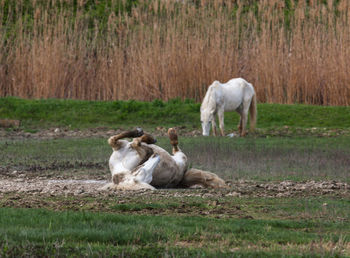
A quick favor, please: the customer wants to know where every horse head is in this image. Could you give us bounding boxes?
[200,81,221,136]
[200,108,213,136]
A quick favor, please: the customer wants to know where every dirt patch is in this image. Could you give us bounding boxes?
[0,128,123,140]
[0,171,349,218]
[0,178,107,196]
[0,127,201,140]
[1,126,349,140]
[0,171,349,199]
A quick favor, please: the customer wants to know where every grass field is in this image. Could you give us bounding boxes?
[1,136,350,182]
[0,204,349,257]
[0,98,350,256]
[1,97,350,131]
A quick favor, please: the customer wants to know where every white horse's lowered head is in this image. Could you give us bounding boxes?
[200,78,257,137]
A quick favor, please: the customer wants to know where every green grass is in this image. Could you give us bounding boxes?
[1,193,349,223]
[0,137,108,170]
[1,97,350,131]
[0,207,349,257]
[111,201,207,212]
[181,136,350,182]
[258,103,350,129]
[236,197,350,222]
[1,136,349,182]
[4,193,348,224]
[0,97,199,130]
[1,97,350,256]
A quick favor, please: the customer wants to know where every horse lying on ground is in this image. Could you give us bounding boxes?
[102,128,227,190]
[200,78,257,137]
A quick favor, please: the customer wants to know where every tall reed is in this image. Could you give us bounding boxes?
[0,0,349,105]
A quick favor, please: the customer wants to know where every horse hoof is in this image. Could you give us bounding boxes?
[168,128,178,145]
[134,127,144,137]
[140,133,157,144]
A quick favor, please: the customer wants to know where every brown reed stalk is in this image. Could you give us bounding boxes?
[0,0,349,105]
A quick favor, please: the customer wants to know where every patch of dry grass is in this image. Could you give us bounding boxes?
[0,0,350,105]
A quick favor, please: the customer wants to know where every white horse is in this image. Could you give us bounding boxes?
[102,128,226,190]
[200,78,257,137]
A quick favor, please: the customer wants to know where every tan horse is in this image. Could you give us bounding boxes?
[103,128,226,190]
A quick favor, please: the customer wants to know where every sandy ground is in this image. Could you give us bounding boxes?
[0,171,349,199]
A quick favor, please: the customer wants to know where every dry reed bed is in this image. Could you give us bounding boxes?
[0,0,349,105]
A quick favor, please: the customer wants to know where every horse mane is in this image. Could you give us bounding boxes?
[201,81,219,112]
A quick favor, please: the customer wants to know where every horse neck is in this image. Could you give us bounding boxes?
[205,86,219,110]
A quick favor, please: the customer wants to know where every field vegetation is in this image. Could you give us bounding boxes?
[1,97,350,131]
[1,135,350,256]
[1,1,350,254]
[1,98,350,256]
[1,135,350,182]
[1,0,350,105]
[0,205,349,256]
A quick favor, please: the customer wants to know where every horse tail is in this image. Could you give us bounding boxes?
[249,92,257,132]
[179,168,227,189]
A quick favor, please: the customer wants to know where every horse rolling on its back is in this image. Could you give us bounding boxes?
[200,78,257,137]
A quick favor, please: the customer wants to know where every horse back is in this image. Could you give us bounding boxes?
[202,78,255,112]
[221,78,250,111]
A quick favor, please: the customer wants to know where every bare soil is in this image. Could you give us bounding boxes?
[0,171,349,219]
[1,126,349,140]
[0,127,201,140]
[0,171,349,199]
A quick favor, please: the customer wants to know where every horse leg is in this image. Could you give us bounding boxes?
[238,116,243,135]
[108,128,144,149]
[179,168,227,189]
[131,154,160,185]
[241,113,247,137]
[168,128,180,154]
[211,118,218,136]
[235,103,243,135]
[218,108,225,136]
[131,133,157,165]
[136,133,157,145]
[240,104,250,137]
[168,127,188,177]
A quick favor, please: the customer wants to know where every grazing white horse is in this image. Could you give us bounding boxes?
[200,78,257,137]
[103,128,226,190]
